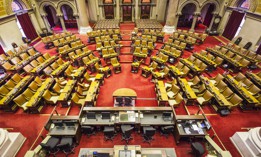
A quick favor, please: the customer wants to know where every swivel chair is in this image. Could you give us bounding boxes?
[191,142,205,157]
[143,126,156,144]
[115,97,124,106]
[160,126,174,138]
[82,126,95,137]
[124,97,133,106]
[104,126,115,141]
[121,125,134,144]
[40,136,60,156]
[57,137,75,157]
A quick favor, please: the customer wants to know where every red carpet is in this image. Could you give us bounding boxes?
[1,23,261,157]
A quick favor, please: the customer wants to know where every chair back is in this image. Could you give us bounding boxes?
[203,91,213,101]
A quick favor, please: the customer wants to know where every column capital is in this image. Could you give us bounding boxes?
[176,12,182,16]
[73,13,79,17]
[193,12,201,16]
[212,12,219,15]
[41,13,47,17]
[56,13,64,17]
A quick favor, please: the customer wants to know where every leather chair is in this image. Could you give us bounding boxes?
[124,97,133,106]
[94,63,112,78]
[22,88,35,100]
[40,136,60,157]
[167,84,180,98]
[57,137,75,156]
[104,126,115,141]
[115,97,124,106]
[216,80,228,93]
[143,126,156,144]
[43,90,59,105]
[192,82,206,94]
[209,73,224,85]
[196,90,213,106]
[191,142,205,157]
[71,93,85,106]
[82,126,95,137]
[121,125,134,144]
[160,126,174,138]
[13,94,29,111]
[152,67,170,79]
[168,93,183,107]
[111,57,121,74]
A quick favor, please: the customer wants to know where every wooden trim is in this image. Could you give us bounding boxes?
[82,106,172,111]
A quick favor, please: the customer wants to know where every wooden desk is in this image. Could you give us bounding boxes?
[168,65,182,77]
[224,74,259,107]
[180,58,201,74]
[193,53,216,69]
[51,61,70,76]
[80,107,174,131]
[79,146,177,157]
[246,72,261,88]
[31,56,58,74]
[85,81,100,106]
[49,115,81,143]
[57,80,77,107]
[178,78,197,104]
[201,76,232,110]
[174,114,207,144]
[112,88,137,98]
[26,78,54,113]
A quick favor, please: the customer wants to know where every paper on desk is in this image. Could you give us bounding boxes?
[198,128,204,134]
[111,116,115,122]
[192,124,198,131]
[140,113,143,118]
[167,91,175,98]
[184,128,191,134]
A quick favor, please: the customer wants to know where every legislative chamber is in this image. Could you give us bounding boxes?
[0,0,261,157]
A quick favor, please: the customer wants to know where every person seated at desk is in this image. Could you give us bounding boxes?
[114,97,134,107]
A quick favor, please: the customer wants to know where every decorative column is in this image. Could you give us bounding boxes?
[173,12,181,30]
[31,0,45,32]
[135,0,139,20]
[190,12,200,32]
[116,0,120,20]
[76,0,92,34]
[207,12,218,32]
[163,0,179,34]
[57,14,66,32]
[41,14,52,33]
[74,13,80,29]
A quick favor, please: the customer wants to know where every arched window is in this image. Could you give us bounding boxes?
[239,0,250,10]
[11,0,24,12]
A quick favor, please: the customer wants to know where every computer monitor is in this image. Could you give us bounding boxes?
[86,112,96,119]
[101,112,111,119]
[162,112,172,118]
[53,120,63,127]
